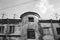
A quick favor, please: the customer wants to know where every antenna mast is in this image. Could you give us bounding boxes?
[13,14,16,19]
[55,13,60,20]
[2,13,5,19]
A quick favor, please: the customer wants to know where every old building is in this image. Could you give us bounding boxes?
[0,12,60,40]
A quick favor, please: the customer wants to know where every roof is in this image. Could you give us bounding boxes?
[0,19,21,24]
[0,19,59,24]
[39,19,60,23]
[20,12,40,18]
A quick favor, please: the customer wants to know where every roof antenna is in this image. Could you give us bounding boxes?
[13,14,16,19]
[55,13,60,20]
[2,11,7,19]
[2,13,6,19]
[2,13,4,19]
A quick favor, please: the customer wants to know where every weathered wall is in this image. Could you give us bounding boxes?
[0,22,59,40]
[40,23,54,40]
[20,15,40,40]
[52,23,60,39]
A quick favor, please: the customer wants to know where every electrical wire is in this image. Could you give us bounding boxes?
[0,0,37,11]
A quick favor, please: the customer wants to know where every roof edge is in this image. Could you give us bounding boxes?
[20,12,40,18]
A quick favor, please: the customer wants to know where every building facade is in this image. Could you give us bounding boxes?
[0,12,60,40]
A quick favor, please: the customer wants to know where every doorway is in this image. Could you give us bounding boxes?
[27,29,35,39]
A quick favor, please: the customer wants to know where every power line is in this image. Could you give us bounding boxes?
[0,0,37,11]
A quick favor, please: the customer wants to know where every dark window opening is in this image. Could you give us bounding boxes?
[56,28,60,35]
[8,26,15,34]
[0,26,4,33]
[28,17,34,22]
[27,29,35,39]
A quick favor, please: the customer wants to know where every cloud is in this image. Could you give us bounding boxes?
[36,0,55,19]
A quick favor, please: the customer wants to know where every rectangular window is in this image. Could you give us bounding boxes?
[56,28,60,35]
[43,27,50,35]
[27,29,35,39]
[28,17,34,22]
[9,26,15,34]
[0,26,4,33]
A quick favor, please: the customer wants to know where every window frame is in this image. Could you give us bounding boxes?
[28,17,34,22]
[0,26,4,33]
[56,27,60,35]
[8,26,15,34]
[27,29,35,39]
[43,27,50,35]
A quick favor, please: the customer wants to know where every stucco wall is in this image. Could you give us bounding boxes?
[20,15,40,40]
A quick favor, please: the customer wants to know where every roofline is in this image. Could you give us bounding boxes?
[0,19,21,24]
[20,12,40,18]
[0,19,59,24]
[39,20,60,23]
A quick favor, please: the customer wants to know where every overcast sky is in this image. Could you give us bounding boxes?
[0,0,60,19]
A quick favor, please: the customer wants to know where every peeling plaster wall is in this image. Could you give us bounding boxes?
[20,15,40,40]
